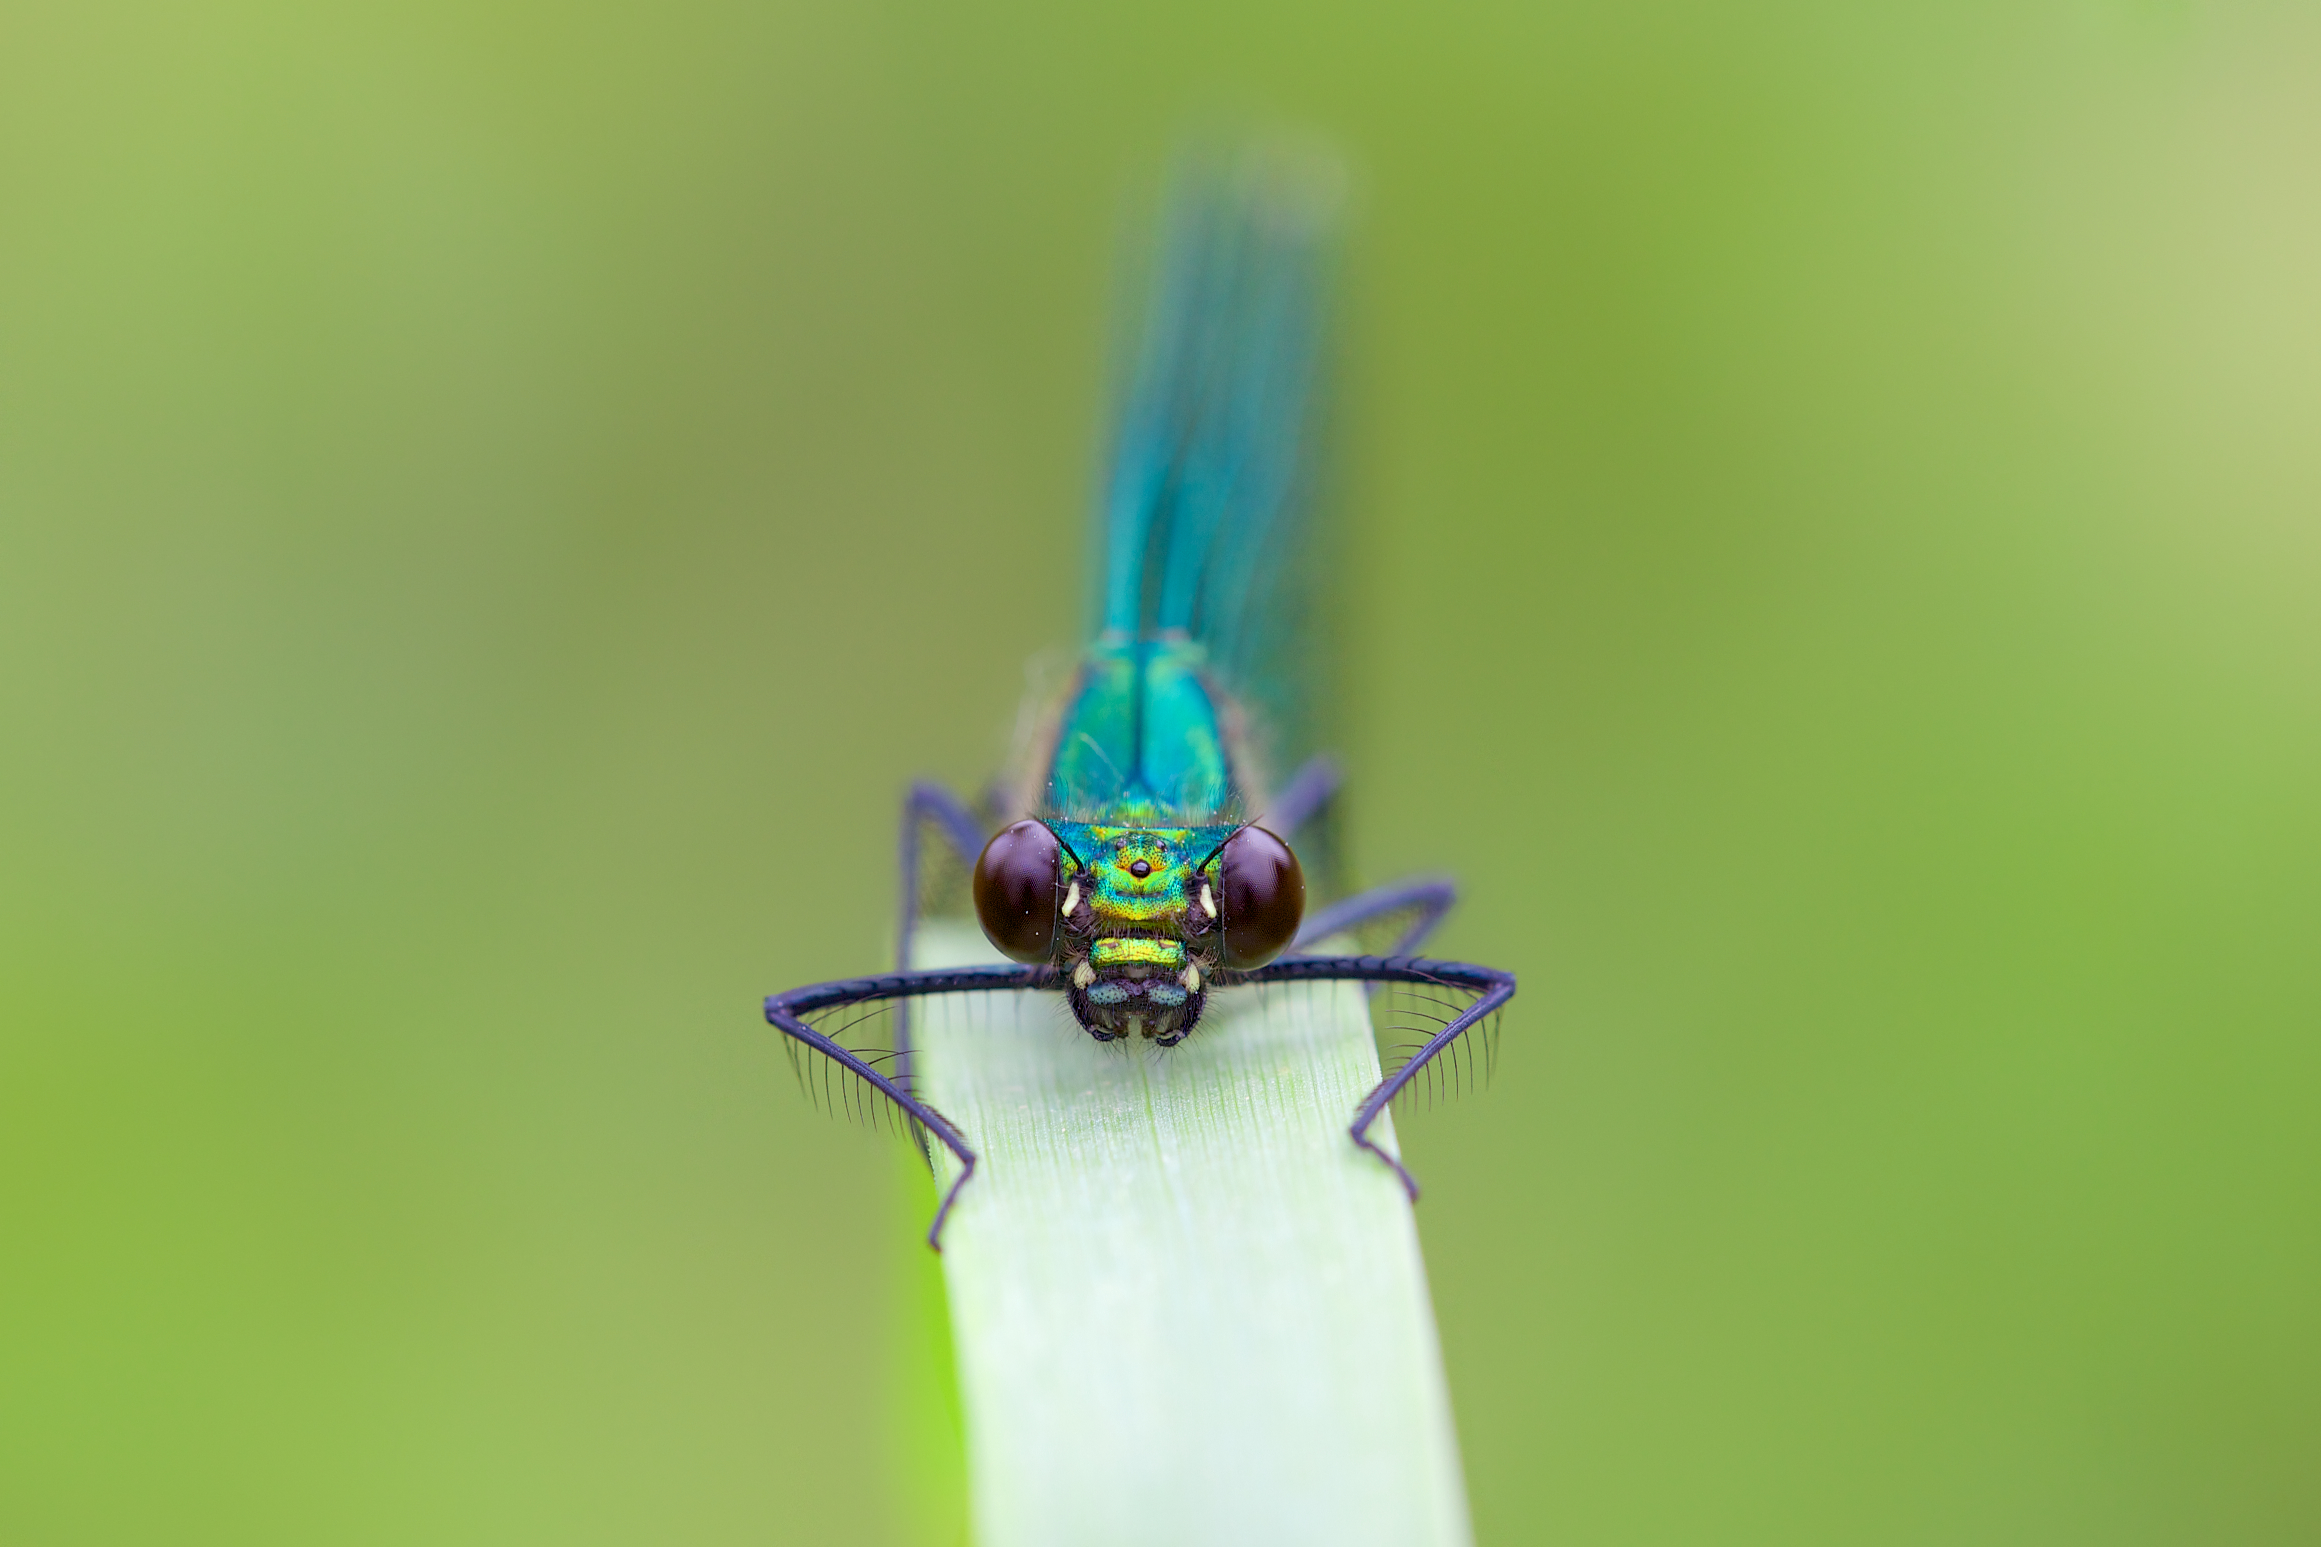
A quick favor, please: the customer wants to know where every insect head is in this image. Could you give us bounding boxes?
[971,818,1305,1044]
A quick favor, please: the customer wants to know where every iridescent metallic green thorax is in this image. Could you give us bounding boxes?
[1046,633,1240,824]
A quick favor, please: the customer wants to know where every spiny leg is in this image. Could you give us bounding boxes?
[766,962,1056,1248]
[1294,876,1459,957]
[1242,954,1518,1201]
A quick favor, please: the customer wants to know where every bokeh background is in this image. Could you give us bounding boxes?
[5,1,2318,1542]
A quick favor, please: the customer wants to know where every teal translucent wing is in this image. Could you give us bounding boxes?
[1053,142,1344,820]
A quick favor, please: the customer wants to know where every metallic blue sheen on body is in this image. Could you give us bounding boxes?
[759,143,1520,1251]
[1027,145,1342,832]
[1010,145,1345,1042]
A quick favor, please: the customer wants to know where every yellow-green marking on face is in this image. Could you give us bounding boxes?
[1090,937,1188,968]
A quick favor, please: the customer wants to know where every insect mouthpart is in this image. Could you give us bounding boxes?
[1069,934,1209,1042]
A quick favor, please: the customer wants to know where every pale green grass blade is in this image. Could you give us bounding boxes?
[910,921,1471,1547]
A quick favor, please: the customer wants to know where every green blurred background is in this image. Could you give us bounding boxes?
[5,0,2317,1542]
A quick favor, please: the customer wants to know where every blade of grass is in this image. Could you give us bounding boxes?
[910,921,1472,1546]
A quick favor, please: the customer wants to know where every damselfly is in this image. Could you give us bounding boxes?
[764,145,1516,1247]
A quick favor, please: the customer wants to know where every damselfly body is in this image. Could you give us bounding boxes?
[764,146,1517,1247]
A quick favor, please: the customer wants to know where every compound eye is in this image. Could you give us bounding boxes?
[1217,824,1304,969]
[973,820,1062,963]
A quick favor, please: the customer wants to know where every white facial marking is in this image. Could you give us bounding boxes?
[1181,963,1201,993]
[1062,880,1080,916]
[1073,961,1095,989]
[1199,883,1217,918]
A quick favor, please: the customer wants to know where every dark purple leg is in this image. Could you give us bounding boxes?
[1267,754,1341,839]
[766,962,1058,1248]
[896,780,987,974]
[1294,876,1459,956]
[1242,954,1519,1202]
[893,781,989,1067]
[768,954,1511,1240]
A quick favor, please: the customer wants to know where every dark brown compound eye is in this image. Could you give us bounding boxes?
[1217,824,1304,969]
[973,820,1062,963]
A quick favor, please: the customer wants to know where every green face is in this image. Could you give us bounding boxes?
[1049,820,1235,1044]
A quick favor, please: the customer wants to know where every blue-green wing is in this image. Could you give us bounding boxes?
[1057,141,1344,818]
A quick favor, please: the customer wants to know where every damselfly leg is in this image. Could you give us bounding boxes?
[1245,954,1518,1202]
[1268,754,1341,837]
[765,961,1054,1248]
[893,780,988,1062]
[1267,754,1346,899]
[896,780,985,974]
[769,953,1513,1245]
[1295,877,1459,956]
